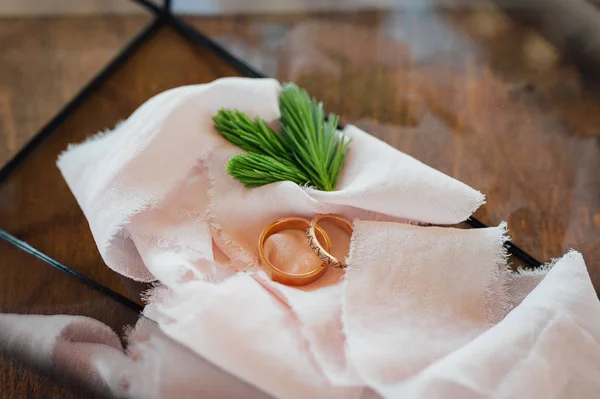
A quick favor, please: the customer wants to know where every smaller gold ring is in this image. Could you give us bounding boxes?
[258,217,332,286]
[307,214,353,269]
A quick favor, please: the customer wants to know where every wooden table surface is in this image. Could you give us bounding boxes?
[0,15,152,169]
[0,3,599,396]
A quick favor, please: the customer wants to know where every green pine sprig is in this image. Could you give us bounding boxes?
[279,83,350,191]
[213,83,350,191]
[213,109,293,162]
[226,153,309,187]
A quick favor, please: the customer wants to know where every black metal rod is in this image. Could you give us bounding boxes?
[0,17,164,184]
[166,14,264,78]
[0,230,144,314]
[466,217,542,267]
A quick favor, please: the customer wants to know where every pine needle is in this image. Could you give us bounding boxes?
[279,83,349,191]
[213,109,293,162]
[213,83,350,190]
[226,153,309,187]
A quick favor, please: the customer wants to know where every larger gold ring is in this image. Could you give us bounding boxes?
[306,214,353,269]
[258,217,332,286]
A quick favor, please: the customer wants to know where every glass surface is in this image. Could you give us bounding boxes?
[0,23,242,301]
[1,2,596,396]
[0,237,269,398]
[0,3,155,169]
[185,2,600,288]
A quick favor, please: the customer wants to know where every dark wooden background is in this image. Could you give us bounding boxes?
[1,2,600,396]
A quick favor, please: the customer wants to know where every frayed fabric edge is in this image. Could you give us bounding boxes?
[56,122,124,166]
[514,253,562,277]
[483,221,513,326]
[468,190,487,220]
[203,156,260,270]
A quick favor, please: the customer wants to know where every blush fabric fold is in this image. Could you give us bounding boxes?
[47,77,600,398]
[0,314,271,398]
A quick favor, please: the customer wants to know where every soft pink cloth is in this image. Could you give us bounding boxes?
[0,314,270,398]
[0,313,123,397]
[54,77,600,398]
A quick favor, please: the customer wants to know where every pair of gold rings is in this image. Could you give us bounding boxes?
[258,214,353,286]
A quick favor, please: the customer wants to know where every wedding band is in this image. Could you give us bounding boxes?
[306,214,353,269]
[258,217,332,286]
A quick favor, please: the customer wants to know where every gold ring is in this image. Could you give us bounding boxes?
[258,217,332,286]
[306,214,353,269]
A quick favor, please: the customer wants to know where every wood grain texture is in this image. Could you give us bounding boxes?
[0,23,241,302]
[0,14,152,168]
[0,5,599,396]
[0,354,82,399]
[187,6,600,289]
[491,0,600,79]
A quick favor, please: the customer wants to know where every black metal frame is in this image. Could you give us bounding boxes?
[0,0,543,312]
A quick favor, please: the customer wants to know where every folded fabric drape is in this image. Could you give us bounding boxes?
[43,77,600,398]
